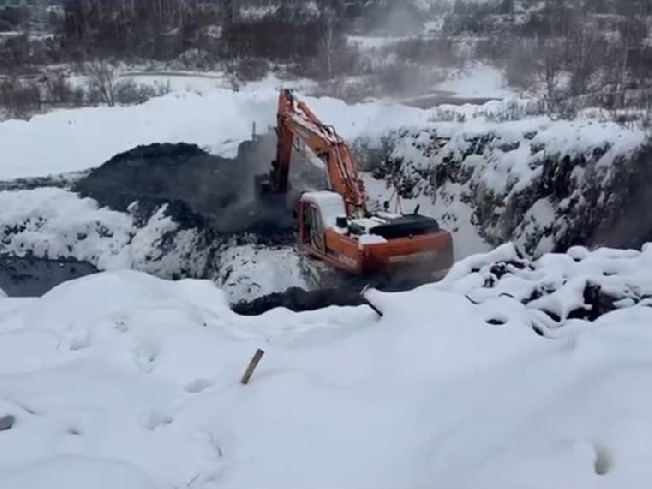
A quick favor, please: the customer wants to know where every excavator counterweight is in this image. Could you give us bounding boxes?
[257,89,455,280]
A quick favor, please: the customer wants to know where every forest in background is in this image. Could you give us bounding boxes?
[0,0,651,120]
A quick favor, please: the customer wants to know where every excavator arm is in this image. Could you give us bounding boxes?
[269,89,368,218]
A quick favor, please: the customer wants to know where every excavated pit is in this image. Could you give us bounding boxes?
[69,136,394,313]
[3,131,649,317]
[69,137,434,313]
[1,136,417,310]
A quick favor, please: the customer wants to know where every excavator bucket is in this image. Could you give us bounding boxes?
[254,171,272,197]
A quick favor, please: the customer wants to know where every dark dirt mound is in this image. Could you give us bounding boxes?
[73,136,328,237]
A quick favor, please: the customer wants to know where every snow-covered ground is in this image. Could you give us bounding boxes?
[0,64,529,181]
[0,87,425,181]
[347,34,412,49]
[0,188,184,272]
[434,65,515,100]
[362,113,649,257]
[118,72,318,99]
[1,244,652,488]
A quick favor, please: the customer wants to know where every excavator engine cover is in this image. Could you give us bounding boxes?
[368,214,440,240]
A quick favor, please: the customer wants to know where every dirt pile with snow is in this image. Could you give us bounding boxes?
[2,246,652,488]
[0,137,332,301]
[0,185,312,302]
[363,117,651,257]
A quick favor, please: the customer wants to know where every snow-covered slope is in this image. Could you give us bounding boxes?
[1,245,652,488]
[0,188,306,301]
[0,188,198,273]
[363,116,650,256]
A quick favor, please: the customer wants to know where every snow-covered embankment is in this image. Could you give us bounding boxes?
[1,244,652,488]
[362,114,651,257]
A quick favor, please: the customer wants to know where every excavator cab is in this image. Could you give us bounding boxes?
[300,199,326,253]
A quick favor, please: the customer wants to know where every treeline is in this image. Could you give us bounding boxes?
[1,0,380,73]
[1,0,651,118]
[58,0,227,60]
[443,0,652,113]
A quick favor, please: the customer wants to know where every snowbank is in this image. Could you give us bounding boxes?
[0,88,425,180]
[1,246,652,487]
[364,116,650,256]
[0,188,307,301]
[0,188,187,272]
[0,456,156,489]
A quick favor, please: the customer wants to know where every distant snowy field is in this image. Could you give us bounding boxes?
[1,245,652,488]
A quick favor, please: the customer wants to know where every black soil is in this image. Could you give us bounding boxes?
[231,286,368,315]
[73,135,327,238]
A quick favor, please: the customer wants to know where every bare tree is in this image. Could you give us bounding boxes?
[320,12,337,79]
[84,58,119,106]
[567,23,603,97]
[540,38,563,103]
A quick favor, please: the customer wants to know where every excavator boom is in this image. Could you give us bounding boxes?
[270,89,367,217]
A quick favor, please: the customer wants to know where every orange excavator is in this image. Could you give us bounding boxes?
[256,89,454,280]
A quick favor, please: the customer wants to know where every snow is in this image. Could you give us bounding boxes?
[303,190,346,228]
[216,245,310,302]
[0,456,156,489]
[358,233,388,249]
[0,88,425,181]
[435,65,515,100]
[1,246,652,487]
[119,71,318,98]
[347,35,411,49]
[0,188,183,272]
[0,288,5,299]
[366,112,648,258]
